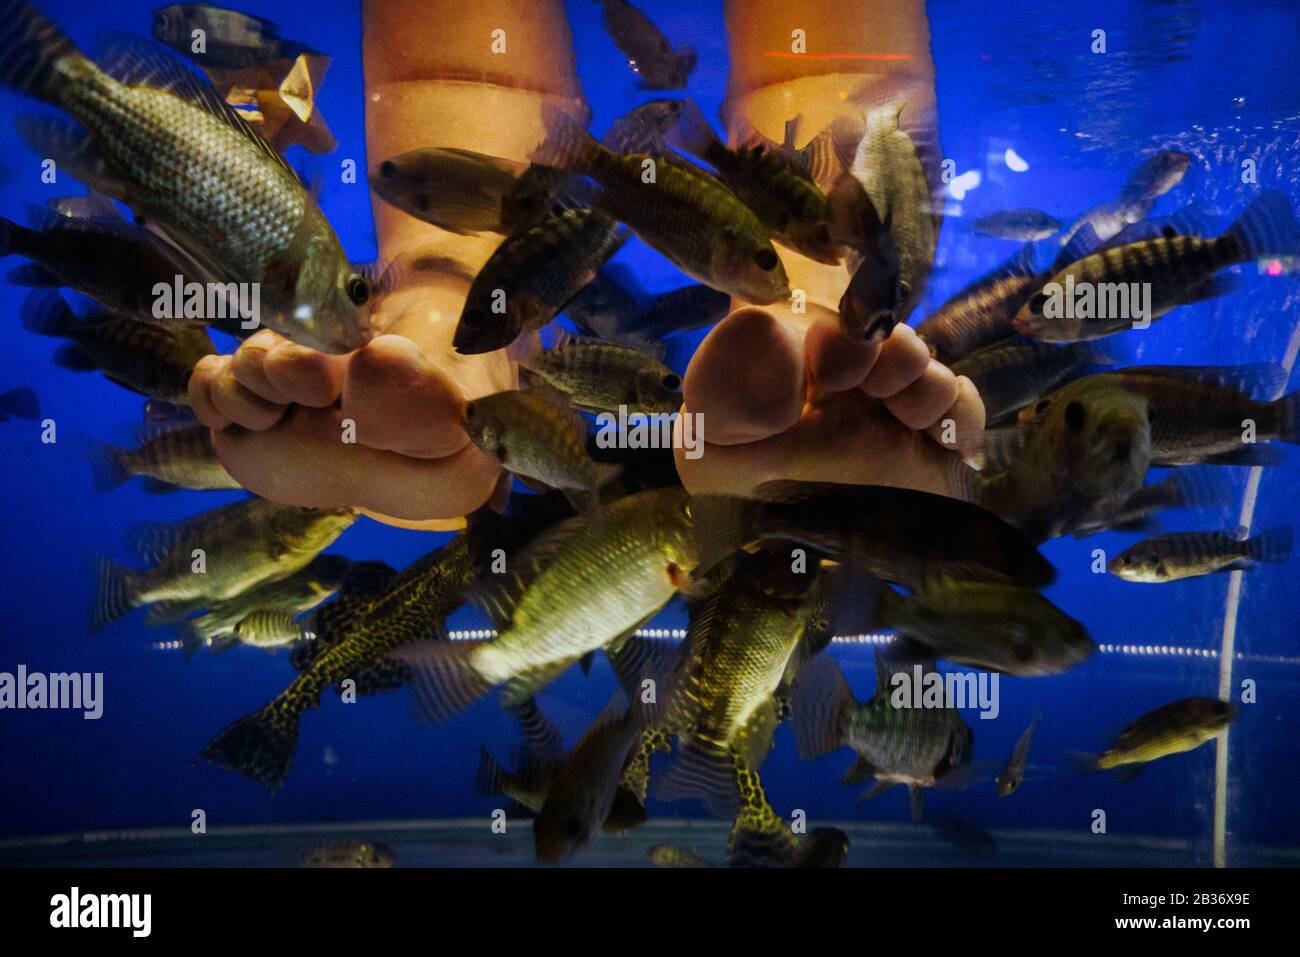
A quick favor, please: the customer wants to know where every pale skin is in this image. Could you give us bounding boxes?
[188,0,984,527]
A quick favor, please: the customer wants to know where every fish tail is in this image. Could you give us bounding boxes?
[0,0,86,103]
[666,98,722,160]
[0,215,31,257]
[392,639,493,723]
[1273,389,1300,444]
[175,623,210,662]
[1246,524,1293,564]
[199,701,302,792]
[1224,189,1300,261]
[533,104,601,174]
[473,745,509,797]
[91,557,139,632]
[1065,751,1103,775]
[85,439,130,492]
[790,653,852,760]
[653,736,741,817]
[0,386,39,420]
[1168,468,1229,509]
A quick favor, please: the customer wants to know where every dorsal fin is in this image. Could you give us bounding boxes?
[95,32,298,181]
[466,513,589,629]
[1051,223,1104,272]
[1120,363,1287,399]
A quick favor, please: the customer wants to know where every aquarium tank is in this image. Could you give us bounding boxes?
[0,0,1297,887]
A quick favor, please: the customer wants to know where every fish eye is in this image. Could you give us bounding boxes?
[753,248,779,271]
[1028,292,1049,313]
[867,312,896,340]
[346,274,371,305]
[1064,400,1086,433]
[661,373,682,392]
[379,160,397,178]
[464,402,479,421]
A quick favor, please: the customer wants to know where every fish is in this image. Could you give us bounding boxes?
[1016,191,1300,342]
[1071,468,1231,538]
[21,290,215,406]
[88,422,239,493]
[595,0,696,90]
[462,386,620,516]
[974,209,1062,242]
[839,202,902,344]
[231,609,315,649]
[666,100,840,264]
[1024,365,1300,467]
[652,550,825,816]
[93,498,356,631]
[928,815,998,857]
[878,581,1095,677]
[0,2,372,352]
[173,553,349,658]
[648,845,709,868]
[995,707,1042,797]
[565,264,729,350]
[153,4,313,70]
[511,330,682,416]
[395,486,697,722]
[1074,697,1235,780]
[200,530,493,791]
[691,480,1055,591]
[0,206,204,325]
[532,107,790,304]
[0,387,40,422]
[951,338,1110,425]
[792,653,974,822]
[915,246,1041,364]
[534,691,652,862]
[452,207,624,354]
[369,148,528,236]
[1109,525,1293,583]
[1059,150,1192,248]
[847,106,937,319]
[649,822,848,869]
[978,377,1153,540]
[300,840,394,868]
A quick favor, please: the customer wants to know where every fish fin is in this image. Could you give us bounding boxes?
[0,386,40,421]
[1114,763,1147,785]
[53,343,99,372]
[499,655,581,710]
[607,632,680,711]
[1274,390,1300,444]
[175,623,210,662]
[789,653,853,760]
[1225,189,1300,260]
[96,32,299,181]
[909,785,925,823]
[1247,525,1292,564]
[508,697,567,766]
[687,493,762,574]
[840,756,875,786]
[91,557,138,632]
[19,288,77,338]
[1124,363,1287,399]
[857,779,897,802]
[578,650,596,676]
[13,116,121,196]
[1168,467,1231,509]
[474,745,510,797]
[393,639,493,723]
[124,519,191,565]
[532,105,601,174]
[199,702,301,792]
[1195,444,1286,467]
[1051,223,1103,272]
[144,598,205,626]
[664,97,721,161]
[84,439,130,492]
[6,262,63,287]
[1065,751,1103,776]
[0,215,28,257]
[655,738,741,817]
[0,0,84,102]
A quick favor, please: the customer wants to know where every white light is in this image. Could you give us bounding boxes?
[947,170,981,201]
[1004,148,1029,172]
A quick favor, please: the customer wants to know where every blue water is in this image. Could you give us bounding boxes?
[1,0,1298,866]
